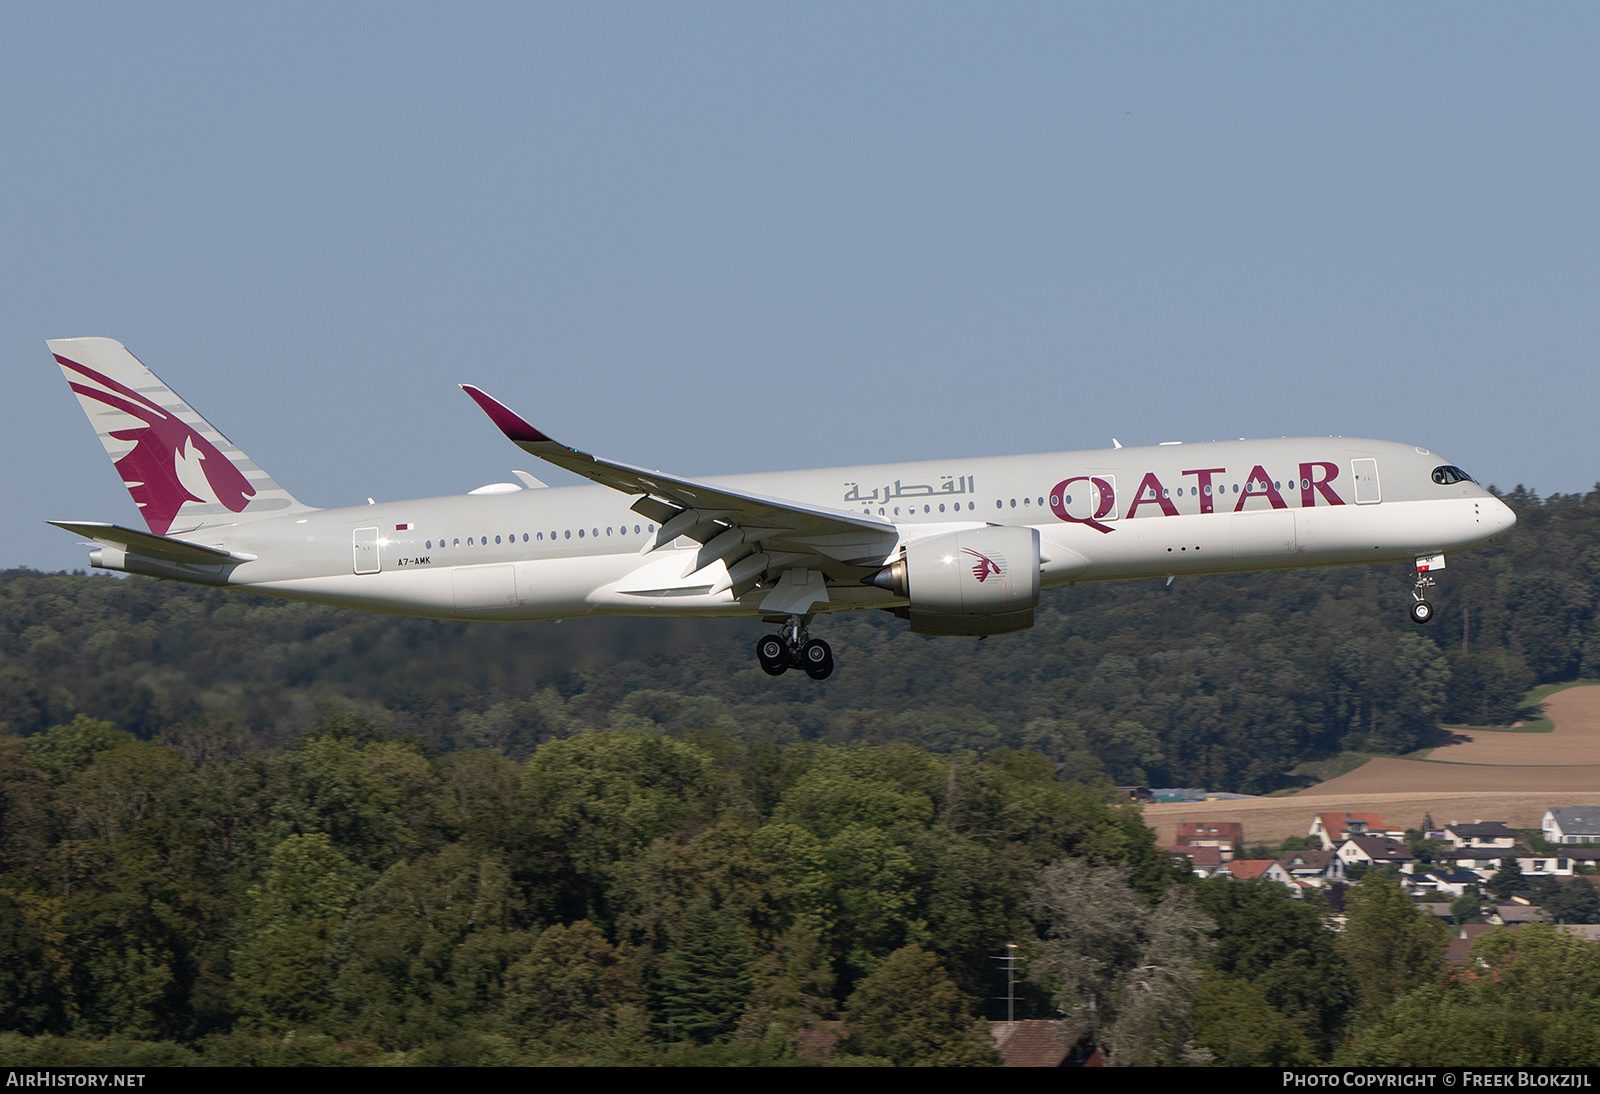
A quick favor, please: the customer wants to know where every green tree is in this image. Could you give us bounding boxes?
[1542,877,1599,924]
[0,888,74,1034]
[1195,878,1352,1056]
[54,740,226,1040]
[1190,970,1316,1066]
[1340,874,1446,1020]
[611,820,776,953]
[654,903,754,1044]
[328,845,529,1048]
[840,944,998,1066]
[1342,926,1600,1066]
[517,731,723,924]
[0,732,51,873]
[230,833,359,1031]
[262,732,439,872]
[1028,859,1213,1066]
[1451,891,1483,924]
[23,715,133,785]
[1487,858,1527,900]
[501,919,644,1056]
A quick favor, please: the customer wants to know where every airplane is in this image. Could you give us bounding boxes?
[47,337,1517,680]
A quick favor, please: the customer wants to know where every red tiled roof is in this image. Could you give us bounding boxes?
[1316,811,1387,834]
[990,1020,1071,1067]
[1225,859,1278,880]
[1163,844,1223,868]
[793,1021,845,1064]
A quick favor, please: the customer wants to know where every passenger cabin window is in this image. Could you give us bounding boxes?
[1432,465,1476,485]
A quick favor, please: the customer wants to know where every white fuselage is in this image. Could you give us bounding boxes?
[117,436,1515,622]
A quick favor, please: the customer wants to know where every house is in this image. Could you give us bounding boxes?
[1163,844,1226,879]
[1490,903,1549,926]
[1309,812,1398,850]
[1447,923,1507,966]
[793,1021,845,1063]
[1276,849,1346,887]
[1174,821,1243,861]
[990,1021,1074,1067]
[1542,808,1600,846]
[1221,859,1295,886]
[1443,821,1518,850]
[1437,847,1510,877]
[1405,869,1482,899]
[1556,924,1600,943]
[1336,836,1414,871]
[1517,855,1575,877]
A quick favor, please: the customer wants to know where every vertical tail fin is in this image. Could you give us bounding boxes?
[50,337,315,534]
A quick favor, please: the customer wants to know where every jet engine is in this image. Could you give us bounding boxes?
[865,525,1040,636]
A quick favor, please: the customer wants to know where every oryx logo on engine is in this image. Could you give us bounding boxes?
[962,548,1004,583]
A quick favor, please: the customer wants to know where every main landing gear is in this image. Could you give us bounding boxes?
[1409,554,1442,625]
[757,615,834,680]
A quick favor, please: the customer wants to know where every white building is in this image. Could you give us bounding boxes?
[1542,808,1600,846]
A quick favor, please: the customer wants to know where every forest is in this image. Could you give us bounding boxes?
[0,485,1598,1065]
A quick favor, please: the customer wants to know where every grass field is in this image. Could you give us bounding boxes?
[1144,684,1600,847]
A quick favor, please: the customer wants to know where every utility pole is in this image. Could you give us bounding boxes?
[990,943,1018,1028]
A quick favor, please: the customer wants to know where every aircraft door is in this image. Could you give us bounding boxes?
[1351,459,1381,504]
[1054,475,1117,523]
[353,527,381,574]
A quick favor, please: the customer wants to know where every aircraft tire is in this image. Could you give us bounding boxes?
[802,639,834,680]
[1409,600,1435,625]
[757,635,789,675]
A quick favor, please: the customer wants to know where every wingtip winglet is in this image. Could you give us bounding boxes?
[460,385,553,444]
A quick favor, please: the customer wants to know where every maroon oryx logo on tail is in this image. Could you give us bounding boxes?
[57,355,256,535]
[962,548,1004,583]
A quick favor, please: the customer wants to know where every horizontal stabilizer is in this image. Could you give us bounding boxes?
[48,521,256,564]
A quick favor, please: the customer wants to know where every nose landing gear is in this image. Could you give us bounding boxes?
[755,614,834,679]
[1409,554,1444,625]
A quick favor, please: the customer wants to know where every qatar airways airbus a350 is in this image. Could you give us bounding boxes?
[48,337,1516,679]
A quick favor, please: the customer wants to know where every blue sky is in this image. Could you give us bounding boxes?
[4,4,1596,570]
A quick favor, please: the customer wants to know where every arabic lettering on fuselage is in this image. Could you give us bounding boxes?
[843,475,975,505]
[844,462,1350,530]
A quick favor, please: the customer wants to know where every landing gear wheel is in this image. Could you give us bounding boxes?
[1410,600,1435,625]
[801,639,834,680]
[757,635,789,675]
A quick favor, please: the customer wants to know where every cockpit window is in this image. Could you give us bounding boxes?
[1431,465,1476,485]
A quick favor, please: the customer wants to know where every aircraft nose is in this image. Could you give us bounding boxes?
[1488,495,1516,535]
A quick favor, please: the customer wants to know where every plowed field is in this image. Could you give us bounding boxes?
[1144,685,1600,847]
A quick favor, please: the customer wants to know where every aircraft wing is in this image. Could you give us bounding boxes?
[461,385,897,606]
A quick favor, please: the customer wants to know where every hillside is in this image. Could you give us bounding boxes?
[2,485,1596,793]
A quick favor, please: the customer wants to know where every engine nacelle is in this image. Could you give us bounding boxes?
[867,525,1041,636]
